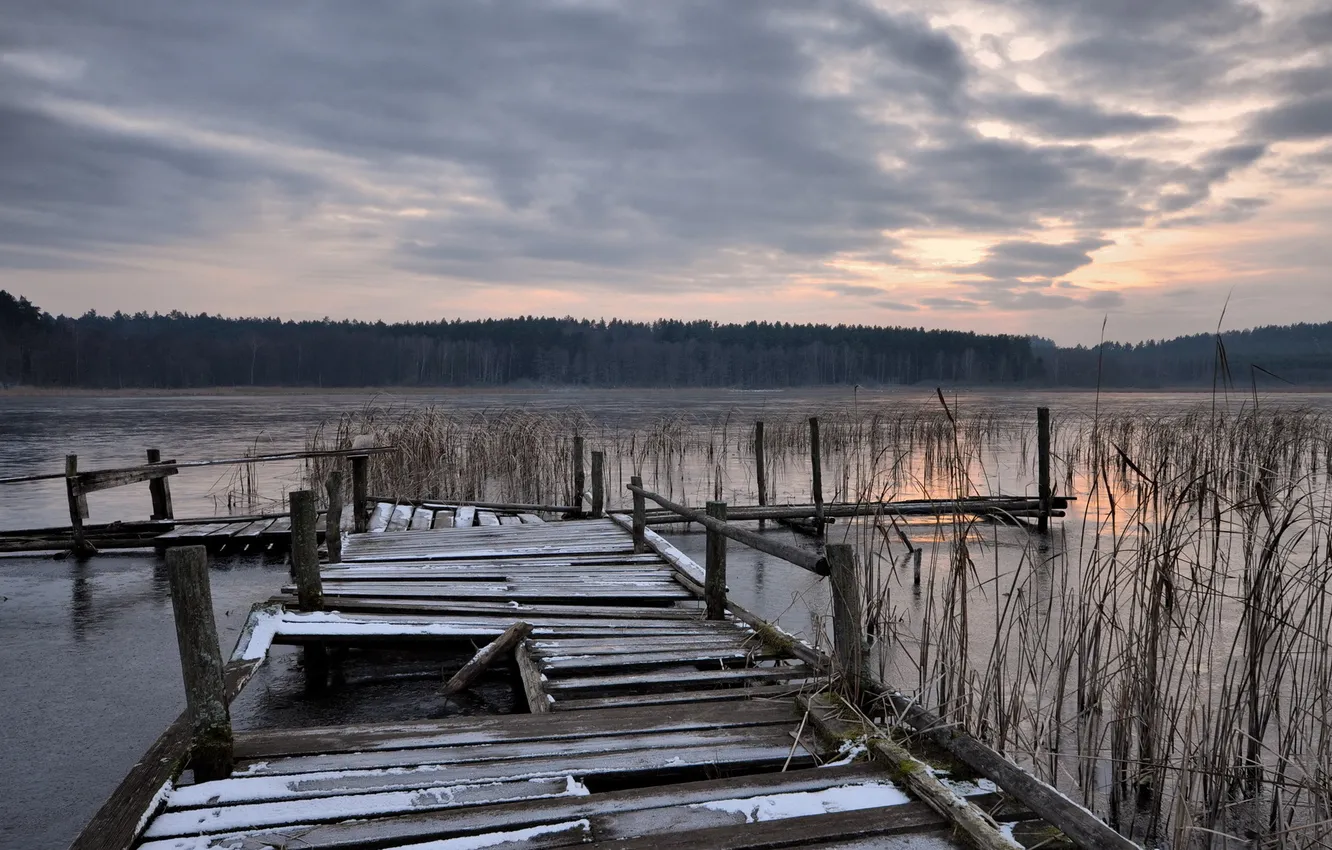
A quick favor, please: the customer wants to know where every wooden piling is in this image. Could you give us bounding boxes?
[351,454,369,533]
[325,470,344,564]
[754,421,767,529]
[65,454,94,557]
[146,448,174,520]
[630,475,647,554]
[705,501,727,620]
[290,490,322,610]
[809,417,825,536]
[290,489,327,692]
[827,544,865,694]
[1037,406,1052,534]
[165,546,233,782]
[572,435,586,516]
[590,450,605,518]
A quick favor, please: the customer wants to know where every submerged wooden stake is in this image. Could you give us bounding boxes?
[754,421,767,529]
[146,447,174,521]
[827,544,865,695]
[166,546,233,782]
[1037,406,1052,534]
[705,501,727,620]
[351,454,369,533]
[65,454,95,557]
[324,470,344,564]
[444,621,532,696]
[630,475,647,553]
[591,450,605,518]
[809,417,825,536]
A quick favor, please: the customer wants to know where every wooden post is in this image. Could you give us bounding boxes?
[590,450,605,518]
[705,501,727,620]
[290,489,327,692]
[572,435,586,516]
[827,544,865,695]
[630,475,647,554]
[351,454,369,533]
[289,490,322,610]
[1037,407,1052,534]
[809,417,825,536]
[165,546,233,782]
[146,448,174,520]
[754,422,767,530]
[325,470,344,565]
[65,454,94,558]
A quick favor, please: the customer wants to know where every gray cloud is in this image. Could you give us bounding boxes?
[0,0,1325,337]
[986,93,1179,139]
[956,237,1114,281]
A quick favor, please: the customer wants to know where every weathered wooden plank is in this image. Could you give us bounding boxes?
[311,584,692,602]
[476,510,502,527]
[262,516,291,538]
[162,733,815,808]
[531,636,755,655]
[385,503,414,532]
[539,648,782,673]
[453,505,477,528]
[407,507,435,531]
[79,464,177,494]
[551,683,817,712]
[545,665,813,696]
[233,701,799,760]
[155,522,233,540]
[145,776,580,839]
[498,515,523,526]
[430,510,455,529]
[593,802,950,849]
[204,521,253,538]
[516,640,551,714]
[308,598,699,620]
[367,501,394,533]
[232,519,275,539]
[142,762,882,850]
[339,542,638,563]
[518,513,544,524]
[234,724,789,778]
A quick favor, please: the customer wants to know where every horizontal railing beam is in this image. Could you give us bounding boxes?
[626,483,828,576]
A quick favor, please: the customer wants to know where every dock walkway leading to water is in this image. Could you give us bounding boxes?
[107,516,1048,850]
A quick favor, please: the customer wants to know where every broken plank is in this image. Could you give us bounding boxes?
[233,701,800,760]
[516,640,551,714]
[544,665,814,696]
[443,621,532,696]
[551,682,819,712]
[539,648,783,673]
[164,733,817,808]
[141,763,883,850]
[453,505,477,528]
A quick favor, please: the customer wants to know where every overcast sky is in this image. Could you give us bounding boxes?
[2,0,1330,344]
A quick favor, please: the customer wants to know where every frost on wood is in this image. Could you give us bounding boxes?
[689,780,910,824]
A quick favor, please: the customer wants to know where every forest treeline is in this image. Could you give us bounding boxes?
[1,291,1328,389]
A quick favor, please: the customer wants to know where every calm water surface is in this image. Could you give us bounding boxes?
[3,388,1329,849]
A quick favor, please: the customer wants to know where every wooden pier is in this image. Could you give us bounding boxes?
[73,484,1133,850]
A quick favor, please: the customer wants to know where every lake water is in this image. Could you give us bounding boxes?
[2,388,1330,849]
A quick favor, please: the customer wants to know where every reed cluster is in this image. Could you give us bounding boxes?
[302,396,1331,847]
